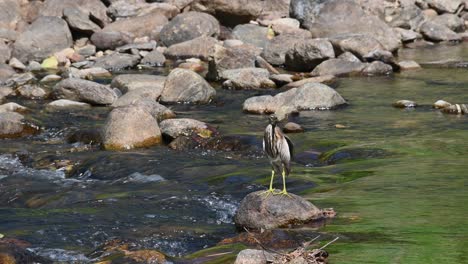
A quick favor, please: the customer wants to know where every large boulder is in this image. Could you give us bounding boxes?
[12,16,73,63]
[329,34,384,60]
[111,74,166,94]
[164,36,219,61]
[207,44,259,80]
[113,97,175,121]
[232,24,270,49]
[220,68,276,89]
[102,105,162,150]
[160,68,216,103]
[234,191,323,229]
[290,0,401,51]
[0,112,39,138]
[39,0,109,27]
[159,11,220,47]
[419,21,461,42]
[93,53,140,70]
[425,0,463,13]
[53,78,117,105]
[243,82,346,114]
[107,0,178,20]
[285,39,335,72]
[431,14,465,33]
[102,12,168,39]
[191,0,290,26]
[63,7,101,35]
[311,59,366,77]
[261,34,307,66]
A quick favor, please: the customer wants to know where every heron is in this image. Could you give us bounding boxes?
[262,114,294,196]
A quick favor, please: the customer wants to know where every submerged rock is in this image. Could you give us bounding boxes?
[441,103,468,114]
[53,78,117,105]
[160,68,216,104]
[234,191,323,229]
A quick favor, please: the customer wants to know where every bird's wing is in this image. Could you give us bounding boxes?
[276,133,291,164]
[284,135,294,160]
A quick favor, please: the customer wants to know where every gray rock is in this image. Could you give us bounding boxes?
[388,4,425,30]
[116,41,157,52]
[102,105,162,150]
[9,58,26,71]
[270,74,294,86]
[243,82,346,114]
[393,99,417,108]
[5,72,36,88]
[0,28,17,42]
[290,0,401,51]
[283,122,304,133]
[285,39,335,72]
[282,75,336,89]
[90,31,133,50]
[261,34,307,66]
[0,0,21,31]
[311,59,366,77]
[107,1,178,20]
[53,78,117,105]
[113,97,175,121]
[13,16,73,63]
[93,53,140,70]
[164,36,219,61]
[431,14,465,33]
[234,249,276,264]
[0,102,27,113]
[0,112,39,138]
[221,68,276,90]
[63,7,101,35]
[76,44,96,57]
[159,118,209,139]
[329,34,385,61]
[161,68,216,104]
[425,0,463,13]
[362,61,393,75]
[159,12,220,47]
[232,24,270,49]
[207,44,259,80]
[441,103,468,114]
[395,28,421,43]
[17,85,47,99]
[66,67,111,79]
[398,60,421,70]
[39,0,109,27]
[103,12,168,39]
[0,64,15,84]
[46,99,92,110]
[337,52,361,63]
[40,74,62,83]
[140,50,166,66]
[255,56,280,75]
[433,99,452,109]
[0,86,13,102]
[234,191,323,229]
[0,40,11,64]
[111,74,166,94]
[420,21,461,42]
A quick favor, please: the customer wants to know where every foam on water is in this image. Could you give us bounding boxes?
[28,247,92,263]
[0,154,65,181]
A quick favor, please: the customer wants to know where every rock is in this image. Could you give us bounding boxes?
[431,14,465,33]
[0,86,13,102]
[111,74,166,94]
[422,9,438,20]
[53,78,117,105]
[232,24,270,49]
[191,0,290,27]
[0,103,27,113]
[243,82,346,114]
[161,68,216,104]
[139,50,166,66]
[112,87,162,107]
[311,59,366,77]
[102,105,162,150]
[265,18,301,29]
[261,34,307,66]
[178,60,206,73]
[255,56,280,75]
[13,16,73,63]
[207,44,259,80]
[234,249,276,264]
[113,98,175,121]
[282,75,336,89]
[283,122,304,133]
[116,42,156,53]
[88,239,167,264]
[0,65,15,83]
[46,99,92,110]
[337,52,361,63]
[5,72,36,88]
[388,4,425,30]
[285,39,335,72]
[0,112,39,138]
[433,99,452,109]
[76,44,96,57]
[395,28,421,43]
[362,61,393,75]
[90,31,133,50]
[40,74,62,83]
[41,56,58,69]
[107,1,178,20]
[0,40,11,64]
[159,118,211,139]
[234,191,323,229]
[63,7,101,35]
[441,103,468,114]
[393,100,417,108]
[164,36,219,61]
[398,60,421,70]
[329,34,385,61]
[102,12,168,39]
[425,0,463,13]
[270,74,294,86]
[39,0,109,27]
[8,58,25,71]
[221,68,276,90]
[93,53,140,70]
[420,21,461,42]
[363,49,397,68]
[290,0,401,51]
[17,85,47,99]
[159,11,220,47]
[66,67,111,80]
[0,0,21,31]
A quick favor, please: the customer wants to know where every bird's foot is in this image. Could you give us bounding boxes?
[276,189,292,198]
[260,188,278,198]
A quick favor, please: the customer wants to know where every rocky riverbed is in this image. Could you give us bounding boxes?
[1,0,468,263]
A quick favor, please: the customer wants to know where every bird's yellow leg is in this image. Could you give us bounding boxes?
[276,169,292,197]
[261,170,276,197]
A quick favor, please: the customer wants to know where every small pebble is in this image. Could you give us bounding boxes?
[335,124,347,129]
[283,122,304,133]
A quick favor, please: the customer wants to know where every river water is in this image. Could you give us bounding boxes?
[1,44,467,263]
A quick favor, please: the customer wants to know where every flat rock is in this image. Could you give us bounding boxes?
[221,68,276,90]
[90,31,133,50]
[159,118,210,139]
[282,75,336,89]
[17,85,47,99]
[420,21,461,42]
[102,105,162,150]
[66,67,111,80]
[311,59,366,77]
[207,44,259,80]
[234,191,323,229]
[160,68,216,104]
[53,78,117,105]
[93,53,140,70]
[164,36,219,61]
[46,99,92,110]
[398,60,421,70]
[102,12,168,39]
[111,74,166,94]
[329,34,385,61]
[285,39,335,72]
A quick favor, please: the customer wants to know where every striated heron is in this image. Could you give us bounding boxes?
[262,114,294,196]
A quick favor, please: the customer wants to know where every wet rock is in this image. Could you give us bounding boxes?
[243,82,346,114]
[282,75,336,89]
[363,50,397,68]
[330,34,385,61]
[164,36,219,61]
[160,118,211,139]
[102,105,162,150]
[0,103,27,113]
[362,61,393,75]
[53,78,117,105]
[17,85,47,100]
[116,99,175,121]
[66,129,102,145]
[63,7,101,36]
[311,59,366,77]
[290,0,401,51]
[111,74,166,94]
[159,11,220,47]
[39,0,108,27]
[234,249,276,264]
[433,100,452,109]
[90,31,133,51]
[46,99,92,110]
[221,68,276,90]
[398,60,421,70]
[0,238,51,264]
[420,21,461,42]
[232,24,270,49]
[88,239,166,264]
[393,100,417,108]
[283,122,304,133]
[93,53,140,70]
[432,14,465,33]
[40,74,62,83]
[261,34,307,66]
[8,58,26,71]
[207,44,259,80]
[441,103,468,114]
[234,191,323,229]
[395,28,421,43]
[160,68,216,104]
[103,12,168,39]
[270,74,294,86]
[0,112,39,138]
[425,0,463,13]
[111,87,167,111]
[285,39,335,72]
[140,50,166,66]
[0,40,11,64]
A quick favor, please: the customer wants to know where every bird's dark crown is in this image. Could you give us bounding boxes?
[268,114,278,124]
